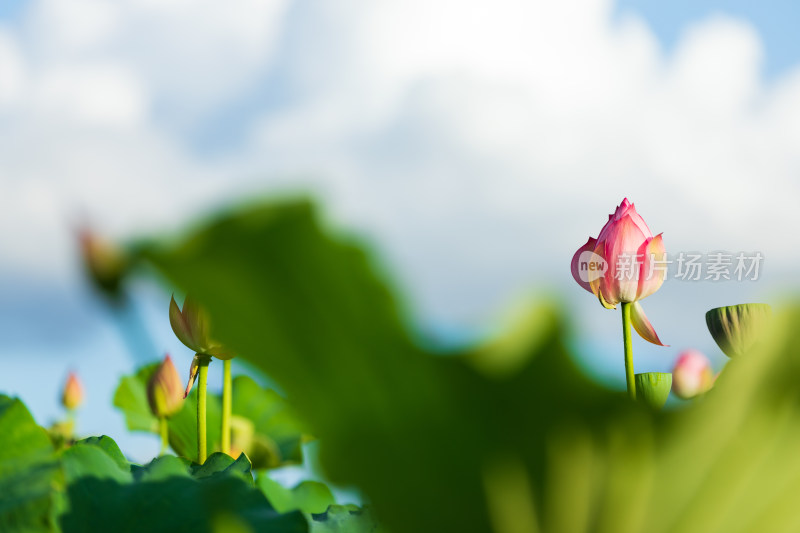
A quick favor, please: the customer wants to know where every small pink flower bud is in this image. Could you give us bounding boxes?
[61,371,84,410]
[672,350,714,399]
[147,355,184,418]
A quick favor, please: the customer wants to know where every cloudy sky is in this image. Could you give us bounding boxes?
[1,0,799,461]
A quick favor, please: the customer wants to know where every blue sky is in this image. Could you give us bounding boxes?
[2,0,800,465]
[617,0,800,78]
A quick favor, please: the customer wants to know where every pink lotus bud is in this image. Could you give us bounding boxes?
[169,295,233,359]
[78,228,128,298]
[671,350,714,399]
[570,198,667,346]
[61,371,84,410]
[147,355,184,418]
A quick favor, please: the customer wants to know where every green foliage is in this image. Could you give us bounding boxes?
[114,364,302,466]
[61,438,132,484]
[132,198,800,532]
[0,397,310,533]
[309,504,382,533]
[257,474,336,514]
[61,454,308,533]
[0,395,65,532]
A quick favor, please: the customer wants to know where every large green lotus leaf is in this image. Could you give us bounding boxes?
[61,447,307,533]
[191,451,252,482]
[135,198,800,532]
[308,504,382,533]
[113,364,300,466]
[74,436,130,473]
[61,437,132,485]
[257,474,335,514]
[0,395,65,533]
[131,454,191,483]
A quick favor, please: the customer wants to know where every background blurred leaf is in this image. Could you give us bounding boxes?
[0,395,64,533]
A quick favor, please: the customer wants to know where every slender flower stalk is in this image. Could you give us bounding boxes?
[221,359,232,455]
[159,417,169,456]
[196,355,211,463]
[621,302,635,399]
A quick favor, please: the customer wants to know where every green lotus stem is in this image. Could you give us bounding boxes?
[159,417,169,456]
[196,355,211,464]
[221,359,232,455]
[621,302,636,399]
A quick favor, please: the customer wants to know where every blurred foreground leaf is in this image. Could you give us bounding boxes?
[134,198,800,532]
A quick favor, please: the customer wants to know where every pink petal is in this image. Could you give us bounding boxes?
[636,233,666,301]
[601,214,647,303]
[590,241,618,307]
[598,198,652,242]
[624,203,653,240]
[571,237,598,294]
[630,301,668,346]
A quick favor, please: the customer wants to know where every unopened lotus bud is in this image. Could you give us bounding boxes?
[672,350,714,399]
[147,355,184,418]
[706,303,772,358]
[169,295,234,360]
[79,228,128,299]
[61,371,84,410]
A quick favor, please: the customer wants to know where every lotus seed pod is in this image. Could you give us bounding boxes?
[706,303,771,358]
[634,372,672,408]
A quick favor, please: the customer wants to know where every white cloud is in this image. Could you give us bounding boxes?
[34,64,147,126]
[0,29,25,106]
[1,0,799,329]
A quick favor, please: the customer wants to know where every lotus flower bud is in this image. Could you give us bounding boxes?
[706,303,772,358]
[169,295,233,359]
[672,350,714,399]
[570,198,667,346]
[147,355,184,418]
[79,228,128,299]
[61,371,84,410]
